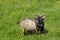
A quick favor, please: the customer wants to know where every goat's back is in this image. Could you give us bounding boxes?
[20,19,36,30]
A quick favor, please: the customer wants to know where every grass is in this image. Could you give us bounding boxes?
[0,0,60,40]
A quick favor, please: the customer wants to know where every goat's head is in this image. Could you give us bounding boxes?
[35,14,45,32]
[36,14,45,23]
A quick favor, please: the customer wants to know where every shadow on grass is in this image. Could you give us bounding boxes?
[24,29,48,36]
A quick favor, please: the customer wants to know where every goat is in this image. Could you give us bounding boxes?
[17,14,45,34]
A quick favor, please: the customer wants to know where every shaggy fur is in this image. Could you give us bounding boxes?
[17,18,37,33]
[17,14,45,33]
[35,15,44,32]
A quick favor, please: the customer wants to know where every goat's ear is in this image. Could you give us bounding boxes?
[37,14,40,16]
[42,16,45,19]
[35,17,37,20]
[35,17,37,19]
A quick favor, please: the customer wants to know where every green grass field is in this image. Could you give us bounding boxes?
[0,0,60,40]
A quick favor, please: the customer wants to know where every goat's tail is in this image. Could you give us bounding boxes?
[17,21,20,24]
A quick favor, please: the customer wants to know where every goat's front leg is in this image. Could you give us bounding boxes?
[34,28,37,33]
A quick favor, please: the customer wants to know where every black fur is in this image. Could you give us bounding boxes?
[17,21,20,24]
[35,16,44,32]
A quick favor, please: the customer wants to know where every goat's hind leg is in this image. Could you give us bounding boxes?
[21,28,25,35]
